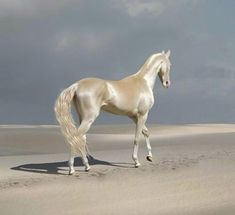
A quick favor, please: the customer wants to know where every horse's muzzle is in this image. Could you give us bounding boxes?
[163,81,170,88]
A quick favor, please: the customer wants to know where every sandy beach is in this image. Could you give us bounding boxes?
[0,124,235,215]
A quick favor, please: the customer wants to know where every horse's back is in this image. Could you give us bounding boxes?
[77,77,106,90]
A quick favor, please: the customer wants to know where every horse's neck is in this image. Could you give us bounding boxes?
[144,72,157,90]
[135,59,161,90]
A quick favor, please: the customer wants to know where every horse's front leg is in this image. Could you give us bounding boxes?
[132,114,146,168]
[142,125,153,162]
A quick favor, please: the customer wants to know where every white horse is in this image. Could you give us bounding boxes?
[55,50,171,175]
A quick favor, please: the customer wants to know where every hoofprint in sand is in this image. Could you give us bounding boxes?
[0,124,235,215]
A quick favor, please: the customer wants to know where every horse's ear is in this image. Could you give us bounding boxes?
[166,50,171,58]
[162,50,165,54]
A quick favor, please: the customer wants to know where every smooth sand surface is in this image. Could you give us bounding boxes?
[0,124,235,215]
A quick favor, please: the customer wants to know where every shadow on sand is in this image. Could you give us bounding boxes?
[11,155,134,175]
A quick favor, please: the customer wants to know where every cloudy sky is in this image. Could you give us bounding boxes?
[1,0,235,124]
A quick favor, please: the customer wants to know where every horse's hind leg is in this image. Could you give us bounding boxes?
[68,147,75,175]
[68,136,90,174]
[77,117,98,171]
[67,98,92,174]
[74,95,100,172]
[81,134,90,172]
[67,98,81,175]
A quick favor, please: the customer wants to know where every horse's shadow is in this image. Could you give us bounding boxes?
[11,155,133,175]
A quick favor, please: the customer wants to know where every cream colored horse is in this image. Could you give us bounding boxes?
[55,50,171,175]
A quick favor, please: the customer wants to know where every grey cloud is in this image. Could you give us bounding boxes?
[1,0,235,124]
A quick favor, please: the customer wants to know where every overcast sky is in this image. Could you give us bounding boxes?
[1,0,235,124]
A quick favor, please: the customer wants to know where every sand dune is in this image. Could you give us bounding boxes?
[0,124,235,215]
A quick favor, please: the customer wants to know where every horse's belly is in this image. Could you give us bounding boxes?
[101,101,139,116]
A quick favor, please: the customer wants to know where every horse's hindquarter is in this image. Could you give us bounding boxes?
[75,78,107,109]
[102,77,154,116]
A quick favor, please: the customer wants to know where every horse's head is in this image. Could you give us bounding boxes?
[158,50,171,88]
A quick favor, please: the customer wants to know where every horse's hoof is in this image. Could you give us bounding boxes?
[146,156,153,162]
[85,166,90,172]
[135,163,141,168]
[69,169,75,175]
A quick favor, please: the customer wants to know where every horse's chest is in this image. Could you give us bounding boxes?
[137,93,154,113]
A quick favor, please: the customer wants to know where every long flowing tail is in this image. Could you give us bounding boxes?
[54,83,85,155]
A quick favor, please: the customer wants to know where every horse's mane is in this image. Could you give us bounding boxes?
[136,53,165,77]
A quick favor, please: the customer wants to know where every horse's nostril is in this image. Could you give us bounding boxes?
[166,81,169,85]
